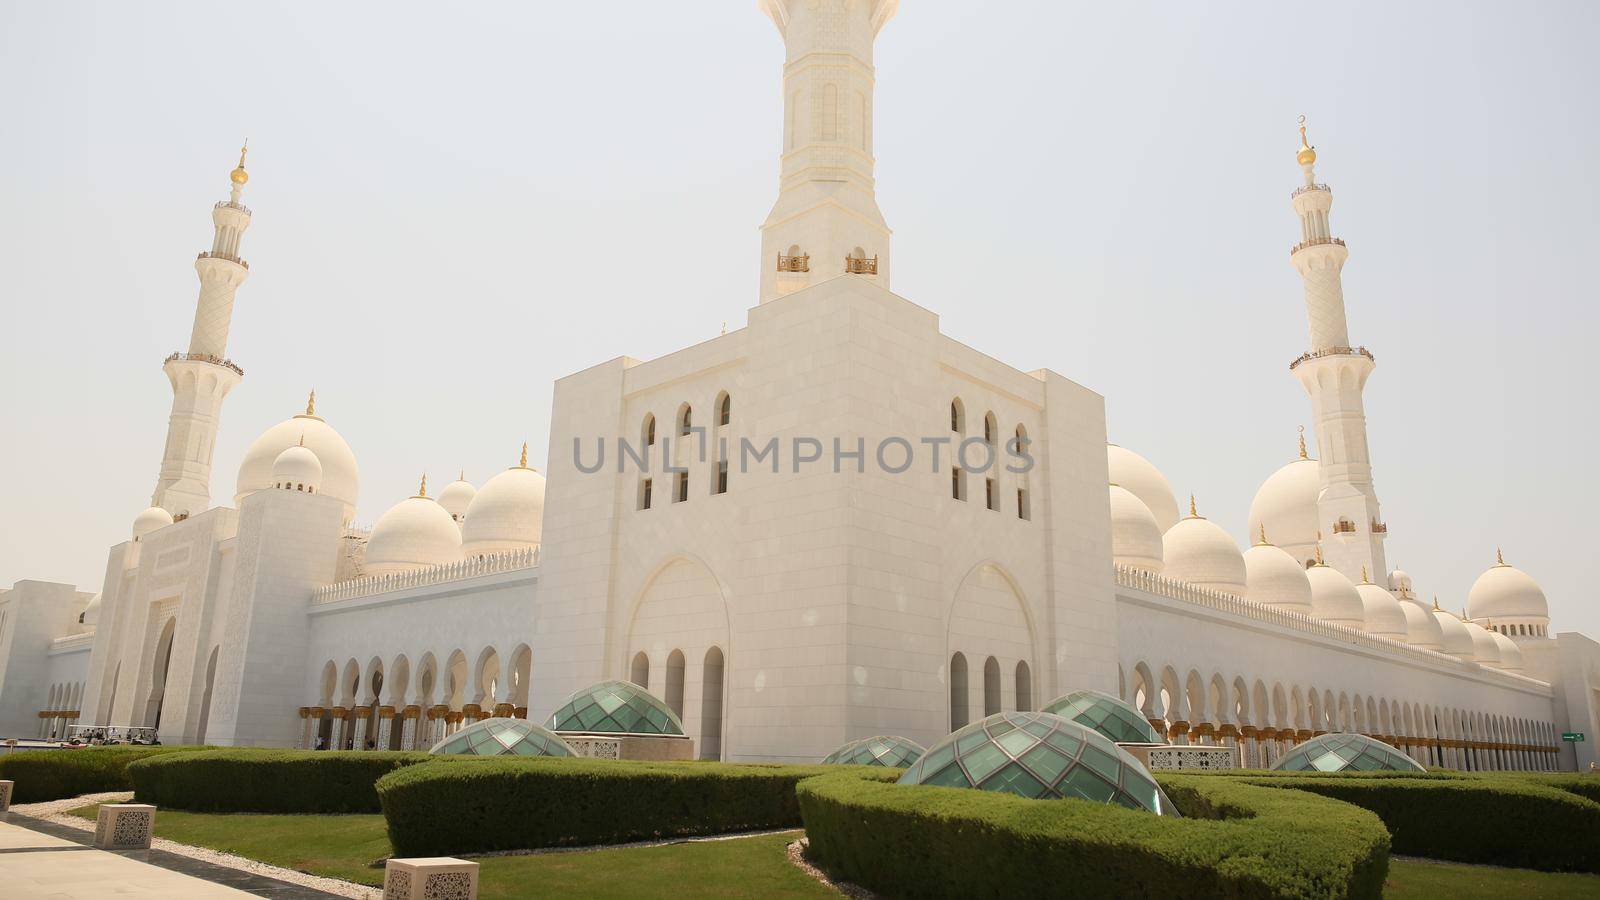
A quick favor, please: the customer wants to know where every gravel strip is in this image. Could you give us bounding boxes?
[787,837,878,899]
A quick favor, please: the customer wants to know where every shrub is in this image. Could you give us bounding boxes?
[1484,771,1600,805]
[130,749,433,813]
[799,771,1388,899]
[1243,774,1600,872]
[376,757,901,857]
[0,745,213,803]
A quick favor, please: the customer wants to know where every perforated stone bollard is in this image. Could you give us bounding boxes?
[0,780,12,817]
[383,857,479,900]
[93,803,155,850]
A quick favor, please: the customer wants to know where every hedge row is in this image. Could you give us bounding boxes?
[129,749,434,813]
[376,757,901,857]
[798,771,1390,899]
[0,746,214,803]
[1243,774,1600,872]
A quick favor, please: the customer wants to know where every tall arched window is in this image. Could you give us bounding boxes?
[1015,661,1033,712]
[950,398,965,434]
[949,652,969,731]
[665,649,686,718]
[983,656,1001,716]
[716,392,731,427]
[678,404,692,437]
[630,651,650,689]
[701,647,725,760]
[643,413,656,447]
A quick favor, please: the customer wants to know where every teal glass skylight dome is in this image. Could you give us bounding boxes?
[546,680,685,735]
[428,717,574,757]
[821,735,925,767]
[898,712,1176,814]
[1271,732,1426,773]
[1042,689,1163,744]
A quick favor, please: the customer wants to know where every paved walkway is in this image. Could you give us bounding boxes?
[0,814,343,899]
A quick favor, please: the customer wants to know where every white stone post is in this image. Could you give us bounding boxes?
[0,780,13,816]
[384,857,478,900]
[94,804,155,850]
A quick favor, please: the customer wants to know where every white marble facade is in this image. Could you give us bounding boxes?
[2,2,1599,771]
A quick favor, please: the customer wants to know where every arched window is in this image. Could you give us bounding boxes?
[983,412,997,446]
[701,647,725,760]
[716,392,731,427]
[665,649,686,718]
[643,414,656,447]
[983,657,1001,716]
[678,405,692,437]
[949,652,969,731]
[1015,661,1033,712]
[950,398,965,434]
[630,651,650,689]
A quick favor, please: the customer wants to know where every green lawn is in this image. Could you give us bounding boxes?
[1386,857,1600,899]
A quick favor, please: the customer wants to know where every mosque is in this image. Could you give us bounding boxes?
[2,0,1596,771]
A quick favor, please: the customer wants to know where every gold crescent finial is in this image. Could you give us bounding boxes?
[1360,565,1370,584]
[1496,547,1505,566]
[1314,543,1325,566]
[231,139,250,186]
[519,442,529,468]
[1432,595,1440,611]
[1188,494,1198,517]
[459,469,465,482]
[298,433,305,447]
[1258,522,1269,545]
[418,473,428,498]
[1296,116,1317,166]
[1298,425,1308,460]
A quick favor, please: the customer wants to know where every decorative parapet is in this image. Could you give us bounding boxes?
[165,351,245,377]
[1288,345,1374,371]
[845,254,879,275]
[311,546,538,605]
[1113,566,1548,690]
[776,252,810,273]
[1291,183,1330,198]
[196,250,249,269]
[1289,236,1346,255]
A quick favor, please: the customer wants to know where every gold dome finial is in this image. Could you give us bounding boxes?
[1257,522,1269,546]
[1496,547,1506,566]
[1296,116,1317,167]
[305,389,316,417]
[1298,425,1308,460]
[1313,543,1325,566]
[1433,595,1441,611]
[459,468,465,482]
[1360,565,1370,584]
[230,139,250,185]
[519,442,529,469]
[417,473,428,498]
[1188,494,1199,517]
[298,433,305,447]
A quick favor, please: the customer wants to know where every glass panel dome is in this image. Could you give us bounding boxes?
[897,712,1177,815]
[1042,689,1163,744]
[429,717,574,757]
[1271,732,1426,773]
[821,735,925,767]
[545,679,686,736]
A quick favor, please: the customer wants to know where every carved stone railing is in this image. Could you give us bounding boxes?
[197,250,249,269]
[1290,236,1345,255]
[776,253,810,273]
[1288,345,1374,371]
[1113,565,1547,688]
[1291,183,1330,198]
[214,200,252,214]
[845,255,879,275]
[165,351,245,377]
[312,546,539,605]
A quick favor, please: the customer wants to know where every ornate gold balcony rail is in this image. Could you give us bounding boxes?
[1290,236,1345,255]
[214,200,252,214]
[1331,519,1358,534]
[1371,520,1388,534]
[1291,183,1330,199]
[1288,345,1374,371]
[845,255,879,275]
[197,250,249,269]
[776,253,810,273]
[165,351,245,377]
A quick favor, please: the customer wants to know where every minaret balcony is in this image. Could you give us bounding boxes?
[1370,520,1388,535]
[214,200,252,215]
[1288,345,1374,372]
[1330,518,1358,535]
[197,251,249,269]
[1290,236,1345,255]
[845,254,879,275]
[776,253,810,273]
[165,351,245,377]
[1291,183,1330,199]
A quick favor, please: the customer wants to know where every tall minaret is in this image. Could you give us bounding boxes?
[150,145,253,517]
[758,0,898,303]
[1287,118,1387,582]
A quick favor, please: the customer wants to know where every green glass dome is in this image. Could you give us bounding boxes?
[1042,689,1164,744]
[428,717,574,757]
[897,712,1177,814]
[546,680,685,736]
[1271,732,1426,773]
[821,735,925,767]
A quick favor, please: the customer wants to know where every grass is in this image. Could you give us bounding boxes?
[1386,857,1600,899]
[67,806,834,898]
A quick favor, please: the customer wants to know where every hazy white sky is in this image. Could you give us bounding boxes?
[2,2,1596,636]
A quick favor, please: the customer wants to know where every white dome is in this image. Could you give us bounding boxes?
[1355,577,1409,640]
[235,395,359,523]
[364,485,462,576]
[1246,456,1321,559]
[1107,444,1179,533]
[1305,561,1364,628]
[461,459,545,556]
[80,593,103,628]
[132,506,173,542]
[1461,618,1501,666]
[437,476,477,523]
[1109,485,1163,574]
[271,444,323,493]
[1242,539,1313,613]
[1161,504,1246,596]
[1432,604,1476,659]
[1387,567,1414,597]
[1466,554,1548,625]
[1397,597,1445,650]
[1489,629,1524,671]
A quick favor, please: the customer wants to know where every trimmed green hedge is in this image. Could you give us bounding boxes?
[376,758,901,857]
[1243,775,1600,872]
[798,771,1389,899]
[130,749,433,813]
[0,746,214,803]
[1486,772,1600,805]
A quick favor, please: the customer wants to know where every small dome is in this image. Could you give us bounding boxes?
[1247,456,1321,558]
[1272,732,1425,773]
[235,394,359,523]
[429,717,573,757]
[80,593,103,628]
[1487,628,1524,671]
[896,712,1177,813]
[1462,618,1501,666]
[1042,689,1163,744]
[1305,560,1364,627]
[1109,485,1164,574]
[1106,444,1179,532]
[437,475,477,523]
[1466,553,1549,625]
[461,451,545,556]
[1432,603,1476,658]
[1243,537,1314,614]
[1161,501,1246,596]
[363,484,462,576]
[547,680,684,736]
[1387,568,1414,597]
[132,506,174,542]
[1397,598,1445,651]
[821,735,925,767]
[271,444,322,492]
[1355,574,1409,640]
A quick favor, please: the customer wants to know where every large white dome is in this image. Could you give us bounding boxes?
[1106,444,1179,533]
[236,393,359,522]
[364,481,462,576]
[1109,485,1163,574]
[1246,455,1321,561]
[132,506,173,542]
[1461,618,1501,666]
[1397,597,1445,650]
[1489,629,1524,672]
[437,475,477,523]
[1306,560,1364,628]
[271,444,323,493]
[461,452,545,556]
[1431,603,1475,659]
[1466,553,1548,625]
[1161,501,1246,596]
[1242,538,1313,613]
[1355,576,1409,640]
